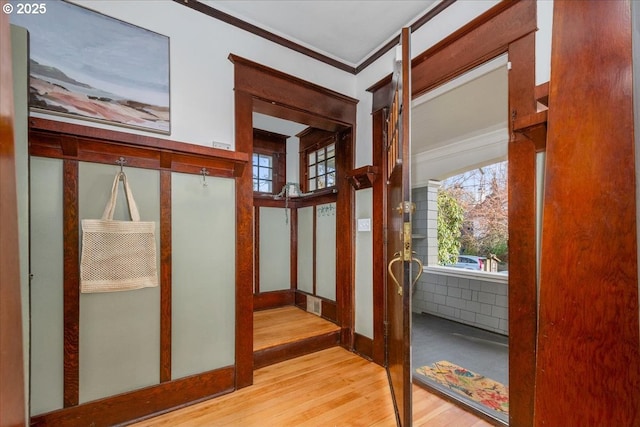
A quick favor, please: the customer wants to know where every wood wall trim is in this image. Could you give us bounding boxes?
[29,117,248,176]
[294,291,338,323]
[234,90,255,389]
[30,366,235,427]
[368,0,537,110]
[159,170,172,383]
[63,160,80,406]
[411,0,536,98]
[253,290,295,311]
[353,333,374,361]
[371,110,386,366]
[176,0,455,75]
[173,0,356,74]
[507,32,538,427]
[0,4,27,424]
[535,2,640,425]
[229,55,358,127]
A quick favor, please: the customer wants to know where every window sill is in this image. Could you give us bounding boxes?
[423,265,508,284]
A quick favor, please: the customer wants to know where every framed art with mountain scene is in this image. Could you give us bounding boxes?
[10,0,170,134]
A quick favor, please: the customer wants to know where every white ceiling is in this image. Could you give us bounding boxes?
[202,0,439,66]
[203,0,509,182]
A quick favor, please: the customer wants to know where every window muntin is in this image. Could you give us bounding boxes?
[252,153,274,193]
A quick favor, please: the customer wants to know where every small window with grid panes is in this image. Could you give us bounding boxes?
[307,142,336,191]
[253,153,273,193]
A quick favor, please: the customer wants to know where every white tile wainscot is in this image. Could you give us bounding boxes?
[412,267,509,336]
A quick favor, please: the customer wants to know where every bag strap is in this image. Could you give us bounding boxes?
[101,172,141,221]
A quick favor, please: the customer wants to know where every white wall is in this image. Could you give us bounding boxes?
[48,1,358,148]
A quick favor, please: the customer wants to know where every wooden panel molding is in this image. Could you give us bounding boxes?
[27,118,248,425]
[31,366,235,427]
[29,117,248,177]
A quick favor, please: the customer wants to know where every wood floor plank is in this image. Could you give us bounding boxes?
[254,306,340,351]
[131,347,493,426]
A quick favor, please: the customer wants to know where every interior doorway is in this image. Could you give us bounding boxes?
[230,54,358,388]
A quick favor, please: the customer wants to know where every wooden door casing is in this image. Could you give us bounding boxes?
[0,3,27,425]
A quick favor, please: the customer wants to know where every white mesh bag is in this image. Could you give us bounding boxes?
[80,172,158,293]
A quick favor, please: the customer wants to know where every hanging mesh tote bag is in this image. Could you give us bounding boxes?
[80,171,158,293]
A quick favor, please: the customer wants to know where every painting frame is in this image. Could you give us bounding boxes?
[11,0,171,134]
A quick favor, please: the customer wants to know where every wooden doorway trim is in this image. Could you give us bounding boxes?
[0,4,27,425]
[229,55,358,388]
[368,2,538,426]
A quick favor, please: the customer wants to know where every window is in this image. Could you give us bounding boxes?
[307,143,336,191]
[299,128,337,193]
[253,128,287,195]
[253,153,273,193]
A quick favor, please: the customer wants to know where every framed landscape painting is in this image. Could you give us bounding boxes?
[10,0,170,134]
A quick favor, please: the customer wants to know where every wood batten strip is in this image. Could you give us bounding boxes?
[63,159,80,407]
[31,366,235,427]
[159,170,172,383]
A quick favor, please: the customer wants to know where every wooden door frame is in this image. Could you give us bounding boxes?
[229,54,358,388]
[368,1,539,425]
[0,4,27,425]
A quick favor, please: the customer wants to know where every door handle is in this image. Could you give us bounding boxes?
[388,251,403,295]
[388,252,424,296]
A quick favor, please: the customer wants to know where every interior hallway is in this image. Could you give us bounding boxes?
[131,346,492,426]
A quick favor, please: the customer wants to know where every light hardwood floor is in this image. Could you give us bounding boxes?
[131,346,492,426]
[254,306,340,351]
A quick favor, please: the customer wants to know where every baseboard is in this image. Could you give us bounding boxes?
[30,366,235,427]
[254,290,294,310]
[353,332,374,361]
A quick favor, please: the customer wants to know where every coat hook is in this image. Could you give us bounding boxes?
[200,167,209,187]
[116,157,127,179]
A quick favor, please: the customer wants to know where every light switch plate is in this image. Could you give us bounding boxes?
[357,218,371,232]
